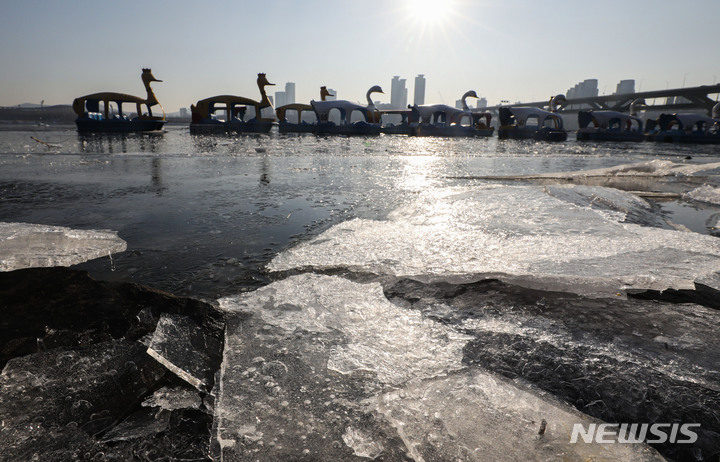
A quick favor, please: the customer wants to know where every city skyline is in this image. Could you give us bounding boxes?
[1,0,719,113]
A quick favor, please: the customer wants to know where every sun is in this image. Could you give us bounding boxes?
[408,0,451,25]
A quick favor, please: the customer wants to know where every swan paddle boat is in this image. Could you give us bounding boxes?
[73,68,166,133]
[577,112,644,141]
[645,103,720,144]
[498,95,568,141]
[576,99,646,142]
[190,73,275,134]
[310,85,384,135]
[410,91,494,137]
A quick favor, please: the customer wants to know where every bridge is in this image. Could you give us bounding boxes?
[488,83,720,115]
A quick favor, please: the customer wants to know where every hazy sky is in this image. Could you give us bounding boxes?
[1,0,718,112]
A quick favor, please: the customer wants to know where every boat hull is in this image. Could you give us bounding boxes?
[189,120,274,135]
[314,122,381,136]
[577,129,644,142]
[278,122,318,134]
[75,117,165,133]
[413,125,494,137]
[381,124,412,135]
[498,127,567,142]
[646,132,720,144]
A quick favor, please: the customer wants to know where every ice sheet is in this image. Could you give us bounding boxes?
[0,221,126,271]
[269,185,720,297]
[473,159,720,179]
[214,274,664,461]
[684,184,720,205]
[219,273,471,385]
[374,369,665,462]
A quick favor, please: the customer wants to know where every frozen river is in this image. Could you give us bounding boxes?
[2,124,720,300]
[1,124,720,461]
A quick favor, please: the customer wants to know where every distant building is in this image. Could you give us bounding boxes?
[614,80,635,95]
[567,79,599,99]
[566,79,599,109]
[414,74,426,106]
[274,91,286,108]
[284,82,295,104]
[179,108,188,118]
[325,88,337,101]
[476,97,487,109]
[391,76,407,109]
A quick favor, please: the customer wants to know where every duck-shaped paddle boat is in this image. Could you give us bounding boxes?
[190,73,276,134]
[73,68,166,133]
[276,86,333,133]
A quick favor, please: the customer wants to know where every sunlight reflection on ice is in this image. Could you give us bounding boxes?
[269,184,720,297]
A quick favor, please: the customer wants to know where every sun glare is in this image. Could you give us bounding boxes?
[409,0,451,25]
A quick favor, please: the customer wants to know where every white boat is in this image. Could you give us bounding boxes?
[577,111,645,141]
[645,103,720,144]
[498,96,568,141]
[310,85,384,135]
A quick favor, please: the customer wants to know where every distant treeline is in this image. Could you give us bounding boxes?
[0,105,76,123]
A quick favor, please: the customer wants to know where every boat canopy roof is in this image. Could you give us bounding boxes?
[499,106,564,127]
[311,100,371,123]
[578,110,643,128]
[412,104,470,120]
[194,95,259,107]
[276,103,313,121]
[77,92,145,105]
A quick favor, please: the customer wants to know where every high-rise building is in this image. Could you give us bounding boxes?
[391,76,407,109]
[614,80,635,95]
[274,91,286,108]
[284,82,296,104]
[566,79,599,110]
[476,97,488,109]
[566,79,599,99]
[414,74,426,106]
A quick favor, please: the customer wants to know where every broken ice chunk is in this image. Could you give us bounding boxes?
[0,222,126,271]
[146,314,222,391]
